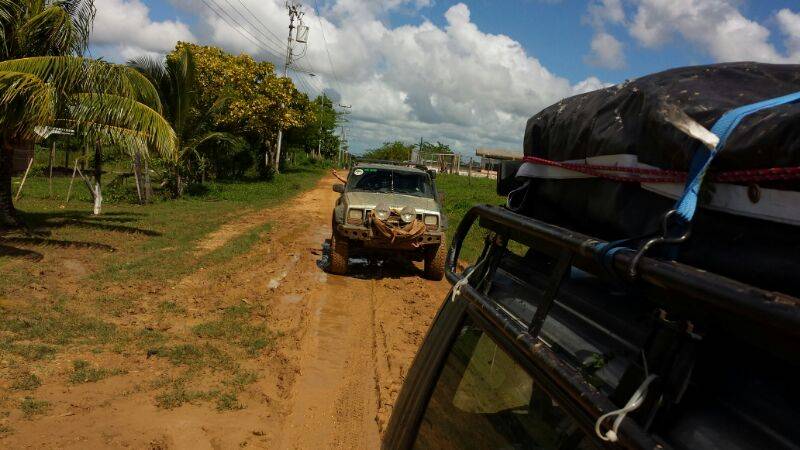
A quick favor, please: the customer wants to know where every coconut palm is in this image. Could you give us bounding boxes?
[129,48,235,196]
[0,0,175,227]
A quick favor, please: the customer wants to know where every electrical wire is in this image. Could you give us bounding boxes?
[313,0,344,96]
[201,0,284,59]
[234,0,287,47]
[221,0,285,50]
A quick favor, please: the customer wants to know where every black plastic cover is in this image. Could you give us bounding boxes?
[524,62,800,171]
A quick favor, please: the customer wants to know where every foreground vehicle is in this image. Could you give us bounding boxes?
[329,163,446,280]
[384,204,800,449]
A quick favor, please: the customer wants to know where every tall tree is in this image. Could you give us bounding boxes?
[362,141,418,162]
[0,0,175,227]
[174,42,310,175]
[129,47,234,196]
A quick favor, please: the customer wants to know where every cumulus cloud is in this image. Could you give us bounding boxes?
[92,0,194,61]
[777,8,800,60]
[628,0,800,63]
[583,0,627,70]
[585,31,626,69]
[92,0,604,154]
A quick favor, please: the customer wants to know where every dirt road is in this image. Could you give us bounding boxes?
[1,175,450,449]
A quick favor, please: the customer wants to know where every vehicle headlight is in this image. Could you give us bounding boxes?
[400,206,416,223]
[424,214,439,227]
[374,203,390,221]
[347,208,364,224]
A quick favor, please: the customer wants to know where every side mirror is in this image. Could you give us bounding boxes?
[333,184,345,193]
[428,170,437,180]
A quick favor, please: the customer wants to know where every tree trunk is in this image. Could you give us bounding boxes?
[143,157,152,203]
[93,144,103,215]
[0,139,20,229]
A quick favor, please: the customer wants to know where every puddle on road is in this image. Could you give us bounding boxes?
[281,293,305,305]
[268,254,300,290]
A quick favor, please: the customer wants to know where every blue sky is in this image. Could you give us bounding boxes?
[91,0,800,153]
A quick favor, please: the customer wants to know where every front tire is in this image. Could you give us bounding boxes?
[329,232,349,275]
[424,238,446,281]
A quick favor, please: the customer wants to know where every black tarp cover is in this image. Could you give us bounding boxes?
[523,62,800,171]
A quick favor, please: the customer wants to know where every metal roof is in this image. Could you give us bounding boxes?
[475,148,524,161]
[354,162,427,174]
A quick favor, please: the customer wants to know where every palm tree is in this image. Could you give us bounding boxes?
[0,0,175,227]
[129,48,234,196]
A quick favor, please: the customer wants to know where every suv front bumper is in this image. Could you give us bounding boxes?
[337,223,443,248]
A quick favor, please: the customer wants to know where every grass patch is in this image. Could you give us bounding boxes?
[19,397,50,419]
[192,306,275,357]
[0,339,57,361]
[157,301,186,315]
[436,174,506,261]
[153,366,258,411]
[158,343,235,371]
[95,295,134,318]
[11,372,42,391]
[69,360,127,384]
[203,223,272,267]
[0,308,117,346]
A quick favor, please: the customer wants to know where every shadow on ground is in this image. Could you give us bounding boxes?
[0,210,158,261]
[316,239,425,280]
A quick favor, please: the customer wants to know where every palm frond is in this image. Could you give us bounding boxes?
[0,70,56,138]
[69,92,176,158]
[0,56,162,111]
[18,5,75,56]
[183,131,237,154]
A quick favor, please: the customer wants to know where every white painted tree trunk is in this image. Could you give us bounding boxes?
[93,181,103,215]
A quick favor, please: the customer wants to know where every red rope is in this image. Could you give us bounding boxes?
[523,156,800,183]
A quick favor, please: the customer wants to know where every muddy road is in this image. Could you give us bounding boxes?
[1,175,450,449]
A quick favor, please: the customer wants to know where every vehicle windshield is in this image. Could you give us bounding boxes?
[348,168,434,198]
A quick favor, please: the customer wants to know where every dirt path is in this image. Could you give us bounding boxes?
[1,176,450,449]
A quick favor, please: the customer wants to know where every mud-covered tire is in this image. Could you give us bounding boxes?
[424,239,446,281]
[329,232,349,275]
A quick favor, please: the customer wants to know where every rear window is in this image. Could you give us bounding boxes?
[348,168,433,198]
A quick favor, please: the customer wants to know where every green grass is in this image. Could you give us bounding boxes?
[69,360,127,384]
[436,174,506,262]
[10,372,42,391]
[192,305,274,357]
[19,397,50,419]
[4,165,325,287]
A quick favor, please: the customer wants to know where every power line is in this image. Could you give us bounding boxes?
[201,0,283,59]
[313,0,344,96]
[234,0,286,47]
[221,0,285,50]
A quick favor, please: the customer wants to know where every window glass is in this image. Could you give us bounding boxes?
[413,316,595,450]
[348,168,433,198]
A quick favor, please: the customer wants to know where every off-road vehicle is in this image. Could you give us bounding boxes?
[329,163,446,280]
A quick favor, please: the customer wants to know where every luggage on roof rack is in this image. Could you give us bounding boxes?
[513,62,800,296]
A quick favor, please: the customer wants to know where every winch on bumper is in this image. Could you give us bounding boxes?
[336,223,443,249]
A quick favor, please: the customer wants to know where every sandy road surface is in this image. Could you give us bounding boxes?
[2,175,450,449]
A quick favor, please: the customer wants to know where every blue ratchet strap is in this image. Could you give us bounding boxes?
[674,90,800,223]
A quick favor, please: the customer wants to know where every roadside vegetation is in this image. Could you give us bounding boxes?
[436,174,506,261]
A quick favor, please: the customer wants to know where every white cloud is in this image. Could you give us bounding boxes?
[92,1,605,154]
[628,0,800,63]
[583,0,627,70]
[777,8,800,60]
[585,31,626,69]
[92,0,195,61]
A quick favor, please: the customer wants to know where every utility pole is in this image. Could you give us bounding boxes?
[275,1,305,174]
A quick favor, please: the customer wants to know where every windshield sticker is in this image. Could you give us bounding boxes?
[353,168,364,176]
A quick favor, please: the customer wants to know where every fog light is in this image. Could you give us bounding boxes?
[347,208,363,224]
[400,206,416,223]
[374,203,390,221]
[424,214,439,227]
